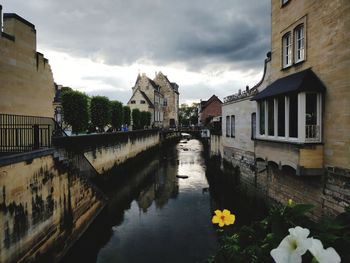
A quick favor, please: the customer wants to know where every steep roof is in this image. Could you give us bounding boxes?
[140,91,154,108]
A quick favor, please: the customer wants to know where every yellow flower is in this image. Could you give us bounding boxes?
[212,209,235,227]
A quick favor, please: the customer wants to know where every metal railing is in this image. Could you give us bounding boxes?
[0,113,58,154]
[305,124,320,142]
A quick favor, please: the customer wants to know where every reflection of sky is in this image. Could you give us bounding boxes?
[177,139,209,192]
[96,139,217,263]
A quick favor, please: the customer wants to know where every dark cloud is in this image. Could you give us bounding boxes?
[2,0,270,71]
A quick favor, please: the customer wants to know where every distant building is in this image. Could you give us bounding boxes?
[0,6,55,117]
[198,95,222,126]
[127,72,179,128]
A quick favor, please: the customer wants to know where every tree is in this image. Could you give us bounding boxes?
[179,103,199,127]
[140,111,152,128]
[123,106,131,126]
[61,90,89,134]
[132,108,141,130]
[110,101,124,131]
[90,96,111,132]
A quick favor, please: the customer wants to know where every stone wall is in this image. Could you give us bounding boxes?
[220,145,350,220]
[0,12,55,117]
[210,134,223,157]
[84,131,160,174]
[0,150,105,263]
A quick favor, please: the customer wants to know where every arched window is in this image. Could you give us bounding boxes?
[294,24,305,63]
[282,32,292,68]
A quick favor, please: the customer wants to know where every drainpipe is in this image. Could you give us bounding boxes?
[0,5,2,36]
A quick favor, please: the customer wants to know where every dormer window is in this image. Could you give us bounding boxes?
[295,25,305,63]
[282,32,292,68]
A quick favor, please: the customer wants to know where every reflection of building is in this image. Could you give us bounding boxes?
[198,95,222,126]
[0,7,55,117]
[127,72,179,128]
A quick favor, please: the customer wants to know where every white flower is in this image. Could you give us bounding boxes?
[270,226,312,263]
[309,238,341,263]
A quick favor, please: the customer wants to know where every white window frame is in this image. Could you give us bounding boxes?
[282,32,292,68]
[255,92,322,144]
[295,25,305,63]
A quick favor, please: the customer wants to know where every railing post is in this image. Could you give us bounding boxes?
[33,124,39,150]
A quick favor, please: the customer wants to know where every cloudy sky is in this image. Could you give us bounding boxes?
[2,0,271,104]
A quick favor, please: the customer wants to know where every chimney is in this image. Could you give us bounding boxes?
[246,85,249,92]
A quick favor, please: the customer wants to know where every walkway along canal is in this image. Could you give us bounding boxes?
[63,138,268,263]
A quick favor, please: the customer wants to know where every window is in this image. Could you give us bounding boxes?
[164,98,167,106]
[251,113,256,139]
[281,0,289,5]
[277,96,285,137]
[282,33,292,68]
[140,100,146,104]
[130,100,136,104]
[259,101,265,135]
[268,99,275,136]
[305,93,318,139]
[226,116,230,137]
[231,115,235,137]
[295,25,305,62]
[289,94,298,138]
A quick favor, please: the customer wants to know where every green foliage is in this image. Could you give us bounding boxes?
[110,101,124,130]
[132,108,141,130]
[90,96,111,132]
[123,106,131,126]
[140,111,151,128]
[211,203,350,262]
[61,90,89,134]
[179,103,198,126]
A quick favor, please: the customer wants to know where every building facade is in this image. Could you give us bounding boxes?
[127,72,179,128]
[198,95,223,126]
[219,0,350,218]
[0,7,55,117]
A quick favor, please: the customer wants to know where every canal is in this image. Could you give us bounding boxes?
[63,138,267,263]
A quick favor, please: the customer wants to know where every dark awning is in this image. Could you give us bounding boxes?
[251,68,326,101]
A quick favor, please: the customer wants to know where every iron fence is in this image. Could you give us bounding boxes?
[0,113,58,154]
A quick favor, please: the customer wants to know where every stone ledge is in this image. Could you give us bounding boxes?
[0,148,55,167]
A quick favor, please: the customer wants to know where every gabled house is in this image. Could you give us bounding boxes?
[198,95,222,126]
[127,73,164,127]
[153,72,179,128]
[127,72,179,128]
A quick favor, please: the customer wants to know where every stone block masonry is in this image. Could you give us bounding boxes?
[217,143,350,221]
[0,149,105,263]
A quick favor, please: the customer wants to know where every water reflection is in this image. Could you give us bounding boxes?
[63,139,267,263]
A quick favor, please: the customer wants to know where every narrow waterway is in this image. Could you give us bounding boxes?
[64,138,267,263]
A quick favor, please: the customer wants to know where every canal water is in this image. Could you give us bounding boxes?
[64,138,267,263]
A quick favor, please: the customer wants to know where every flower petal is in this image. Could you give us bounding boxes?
[218,221,225,227]
[225,214,235,225]
[310,238,341,263]
[212,215,220,224]
[214,210,222,217]
[222,209,231,217]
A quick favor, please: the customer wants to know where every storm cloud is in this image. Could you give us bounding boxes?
[2,0,270,71]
